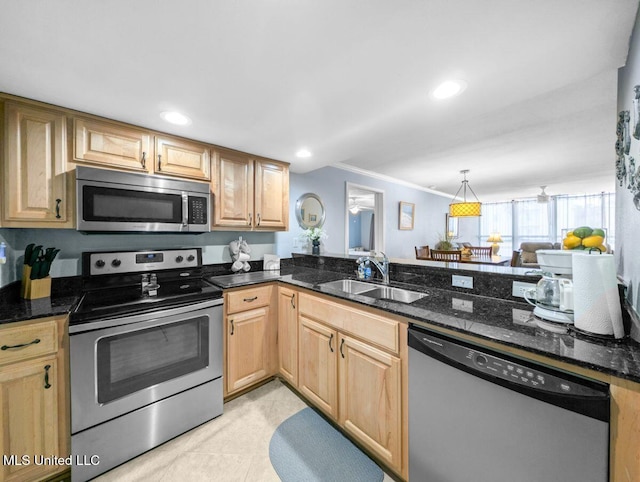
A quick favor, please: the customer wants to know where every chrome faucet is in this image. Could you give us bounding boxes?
[359,252,390,284]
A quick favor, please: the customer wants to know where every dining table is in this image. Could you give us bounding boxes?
[417,255,511,266]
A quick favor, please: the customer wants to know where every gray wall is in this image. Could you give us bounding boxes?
[0,228,276,287]
[276,166,452,259]
[617,8,640,319]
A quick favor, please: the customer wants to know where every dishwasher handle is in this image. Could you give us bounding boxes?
[408,326,609,422]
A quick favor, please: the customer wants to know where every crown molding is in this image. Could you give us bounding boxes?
[331,162,455,199]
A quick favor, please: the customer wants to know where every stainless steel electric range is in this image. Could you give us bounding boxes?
[69,248,223,481]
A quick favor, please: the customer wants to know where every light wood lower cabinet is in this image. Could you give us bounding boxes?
[297,291,406,477]
[277,287,298,386]
[224,286,276,397]
[338,334,402,470]
[298,315,338,419]
[0,316,69,482]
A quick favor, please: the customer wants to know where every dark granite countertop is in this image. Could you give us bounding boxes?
[0,282,80,325]
[2,263,639,385]
[208,267,640,385]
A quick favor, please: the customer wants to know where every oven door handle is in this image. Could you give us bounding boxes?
[69,298,223,334]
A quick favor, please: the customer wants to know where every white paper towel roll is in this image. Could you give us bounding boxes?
[572,253,624,338]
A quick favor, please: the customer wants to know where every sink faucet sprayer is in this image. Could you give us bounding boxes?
[357,252,390,284]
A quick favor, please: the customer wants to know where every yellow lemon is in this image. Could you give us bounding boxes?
[563,235,582,249]
[582,235,605,248]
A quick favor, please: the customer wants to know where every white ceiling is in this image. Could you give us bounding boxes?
[1,0,637,201]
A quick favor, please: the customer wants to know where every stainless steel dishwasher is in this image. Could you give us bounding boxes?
[408,324,610,482]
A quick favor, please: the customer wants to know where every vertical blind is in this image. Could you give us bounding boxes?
[478,193,615,254]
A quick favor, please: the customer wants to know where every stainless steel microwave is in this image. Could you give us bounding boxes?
[76,166,211,233]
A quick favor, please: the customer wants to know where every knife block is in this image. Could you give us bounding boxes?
[20,265,52,300]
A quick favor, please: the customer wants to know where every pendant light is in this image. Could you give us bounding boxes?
[537,186,550,203]
[449,170,482,217]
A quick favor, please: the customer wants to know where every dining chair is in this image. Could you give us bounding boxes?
[468,246,492,257]
[430,249,462,261]
[415,245,430,259]
[510,250,522,267]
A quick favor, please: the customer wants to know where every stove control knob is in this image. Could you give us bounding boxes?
[187,255,195,262]
[175,256,184,263]
[111,259,122,268]
[95,259,105,268]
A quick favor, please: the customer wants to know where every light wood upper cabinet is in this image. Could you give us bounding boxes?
[0,316,69,482]
[73,117,152,172]
[338,334,402,470]
[277,287,298,387]
[2,102,73,227]
[298,315,338,419]
[254,159,289,230]
[154,135,210,181]
[212,148,289,231]
[213,148,254,228]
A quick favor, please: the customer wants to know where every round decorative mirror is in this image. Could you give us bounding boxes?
[295,193,326,229]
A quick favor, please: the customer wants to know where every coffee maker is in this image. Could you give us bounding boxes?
[524,250,575,332]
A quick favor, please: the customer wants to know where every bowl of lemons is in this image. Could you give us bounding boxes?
[562,227,607,253]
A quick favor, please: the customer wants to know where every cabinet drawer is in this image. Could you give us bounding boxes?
[299,293,399,354]
[226,285,273,314]
[0,320,58,366]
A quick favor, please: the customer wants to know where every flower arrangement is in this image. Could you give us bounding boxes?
[435,232,454,251]
[299,227,328,254]
[300,227,328,242]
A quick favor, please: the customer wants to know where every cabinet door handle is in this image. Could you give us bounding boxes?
[55,199,62,219]
[290,294,296,309]
[44,364,51,389]
[340,338,345,358]
[230,319,234,335]
[1,338,41,350]
[157,154,162,171]
[248,213,252,226]
[256,213,261,226]
[141,151,146,169]
[243,296,258,302]
[329,333,334,352]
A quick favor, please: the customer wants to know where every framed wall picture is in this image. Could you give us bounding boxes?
[446,213,459,239]
[399,202,415,230]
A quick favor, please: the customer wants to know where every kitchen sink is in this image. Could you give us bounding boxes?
[319,279,426,303]
[319,279,375,294]
[360,286,426,303]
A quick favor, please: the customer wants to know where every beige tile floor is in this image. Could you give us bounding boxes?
[94,379,394,481]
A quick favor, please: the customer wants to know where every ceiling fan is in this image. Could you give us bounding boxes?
[537,186,550,203]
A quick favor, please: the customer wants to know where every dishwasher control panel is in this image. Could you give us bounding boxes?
[412,329,607,399]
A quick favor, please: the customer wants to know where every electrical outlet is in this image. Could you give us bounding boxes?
[452,297,473,313]
[512,281,536,299]
[512,308,533,325]
[452,275,473,289]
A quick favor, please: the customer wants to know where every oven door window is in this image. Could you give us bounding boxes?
[96,317,209,404]
[83,185,182,223]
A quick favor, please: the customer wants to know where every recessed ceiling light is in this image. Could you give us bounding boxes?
[296,149,312,158]
[432,80,467,100]
[160,111,192,125]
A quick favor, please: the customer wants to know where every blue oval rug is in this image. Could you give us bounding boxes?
[269,407,384,482]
